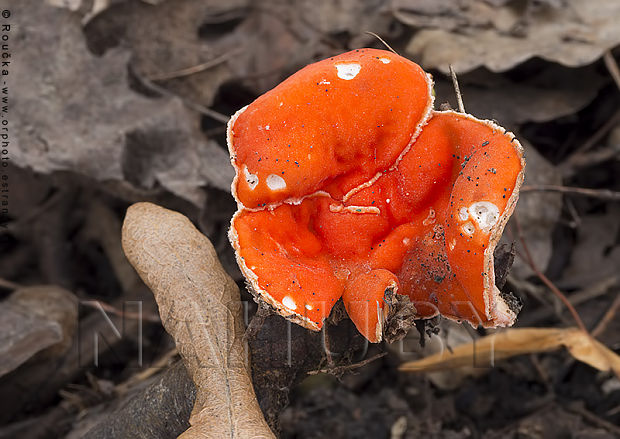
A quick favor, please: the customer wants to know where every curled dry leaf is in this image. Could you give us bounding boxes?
[399,0,620,73]
[121,202,274,439]
[0,286,78,377]
[399,327,620,377]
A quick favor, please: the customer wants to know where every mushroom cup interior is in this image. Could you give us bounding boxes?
[228,49,525,342]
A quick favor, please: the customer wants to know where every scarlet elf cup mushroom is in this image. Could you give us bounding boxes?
[228,49,525,343]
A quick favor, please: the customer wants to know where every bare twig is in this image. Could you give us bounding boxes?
[116,348,179,395]
[3,190,64,234]
[365,31,398,54]
[603,50,620,91]
[521,184,620,201]
[0,277,21,290]
[147,49,243,82]
[564,197,581,228]
[561,51,620,171]
[308,352,386,375]
[529,354,553,393]
[565,402,620,436]
[562,144,620,175]
[449,65,465,113]
[517,275,619,326]
[243,302,271,343]
[565,110,620,162]
[514,216,589,334]
[81,300,161,323]
[606,405,620,416]
[592,293,620,338]
[131,65,230,124]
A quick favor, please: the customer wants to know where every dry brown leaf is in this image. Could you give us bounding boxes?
[215,0,392,94]
[299,0,390,36]
[12,0,233,207]
[46,0,124,23]
[0,286,77,377]
[433,64,605,127]
[84,0,243,104]
[560,205,620,290]
[121,202,274,439]
[399,327,620,377]
[399,0,620,73]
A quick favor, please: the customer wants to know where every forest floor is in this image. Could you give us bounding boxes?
[1,1,619,438]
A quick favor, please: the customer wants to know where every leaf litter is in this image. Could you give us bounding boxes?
[2,0,620,437]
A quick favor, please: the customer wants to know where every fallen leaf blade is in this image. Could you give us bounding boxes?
[400,327,620,377]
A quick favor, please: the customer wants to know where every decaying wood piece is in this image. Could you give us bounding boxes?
[82,361,195,439]
[121,202,274,439]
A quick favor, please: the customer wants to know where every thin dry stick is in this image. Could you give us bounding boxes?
[564,197,581,228]
[0,278,21,290]
[131,65,230,124]
[518,275,618,326]
[521,184,620,201]
[564,144,620,175]
[514,216,589,334]
[561,52,620,168]
[565,402,620,437]
[81,300,161,323]
[606,405,620,416]
[592,294,620,338]
[572,110,620,155]
[147,48,243,82]
[308,352,387,375]
[365,31,398,54]
[603,50,620,90]
[115,348,179,395]
[243,302,271,343]
[449,65,465,113]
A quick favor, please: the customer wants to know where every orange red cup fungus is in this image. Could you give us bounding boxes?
[228,48,525,343]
